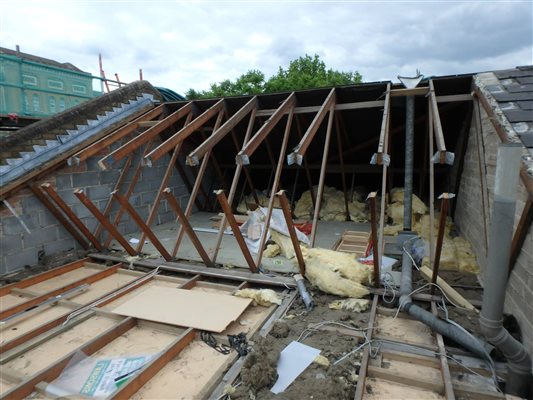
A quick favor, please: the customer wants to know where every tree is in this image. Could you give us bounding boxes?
[185,54,361,99]
[265,54,362,92]
[185,70,265,99]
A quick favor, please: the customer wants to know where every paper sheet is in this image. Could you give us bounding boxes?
[271,341,321,394]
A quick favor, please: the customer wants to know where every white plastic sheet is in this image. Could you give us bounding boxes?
[240,208,310,254]
[271,341,321,394]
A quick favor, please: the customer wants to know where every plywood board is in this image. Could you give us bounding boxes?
[111,287,252,332]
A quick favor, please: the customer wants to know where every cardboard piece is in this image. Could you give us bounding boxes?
[111,286,252,332]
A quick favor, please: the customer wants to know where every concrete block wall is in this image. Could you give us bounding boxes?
[0,137,194,275]
[455,102,533,359]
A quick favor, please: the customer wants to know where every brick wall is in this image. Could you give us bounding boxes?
[0,138,194,274]
[455,103,533,359]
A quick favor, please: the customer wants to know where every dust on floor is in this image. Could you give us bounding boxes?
[232,292,369,400]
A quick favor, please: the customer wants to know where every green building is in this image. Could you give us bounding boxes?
[0,46,97,119]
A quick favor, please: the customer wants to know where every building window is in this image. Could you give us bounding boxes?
[23,93,29,112]
[72,84,87,94]
[59,97,66,111]
[22,74,37,86]
[47,79,64,90]
[32,94,40,112]
[49,96,56,113]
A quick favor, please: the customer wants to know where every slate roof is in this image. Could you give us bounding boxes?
[485,66,533,150]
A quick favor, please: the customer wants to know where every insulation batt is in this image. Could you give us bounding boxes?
[302,247,371,298]
[271,230,299,259]
[329,298,370,312]
[263,244,281,258]
[294,186,369,222]
[236,191,281,214]
[383,187,479,273]
[234,289,282,306]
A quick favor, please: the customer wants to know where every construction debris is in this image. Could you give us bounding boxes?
[329,298,370,312]
[263,244,281,258]
[234,288,283,306]
[302,247,371,298]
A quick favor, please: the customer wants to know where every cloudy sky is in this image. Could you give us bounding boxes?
[1,1,532,94]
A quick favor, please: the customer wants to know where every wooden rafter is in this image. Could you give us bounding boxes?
[136,113,194,252]
[255,107,294,268]
[2,317,137,399]
[211,108,258,263]
[215,190,258,272]
[109,328,196,399]
[376,83,392,163]
[98,101,195,169]
[310,105,335,247]
[288,87,336,165]
[68,104,164,165]
[0,265,119,320]
[172,110,225,256]
[429,79,448,163]
[186,97,258,166]
[145,99,225,165]
[377,83,392,259]
[28,184,89,250]
[74,189,137,255]
[163,188,214,267]
[236,92,296,165]
[93,155,133,240]
[112,191,172,261]
[40,183,103,251]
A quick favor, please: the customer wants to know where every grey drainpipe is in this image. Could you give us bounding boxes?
[403,95,415,231]
[479,143,532,398]
[400,250,489,360]
[398,90,489,362]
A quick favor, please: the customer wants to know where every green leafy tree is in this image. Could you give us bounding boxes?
[265,54,361,92]
[186,70,265,99]
[185,54,361,99]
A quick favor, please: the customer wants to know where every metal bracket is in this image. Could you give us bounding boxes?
[432,151,454,165]
[370,153,390,166]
